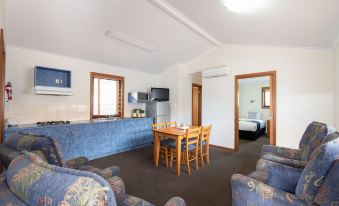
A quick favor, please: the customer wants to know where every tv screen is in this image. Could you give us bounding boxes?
[151,88,169,101]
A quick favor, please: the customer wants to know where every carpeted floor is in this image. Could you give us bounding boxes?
[90,135,268,206]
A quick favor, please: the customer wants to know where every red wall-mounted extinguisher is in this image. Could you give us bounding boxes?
[5,82,12,102]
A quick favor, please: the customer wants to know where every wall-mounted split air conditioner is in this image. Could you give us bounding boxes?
[202,66,230,78]
[34,66,73,96]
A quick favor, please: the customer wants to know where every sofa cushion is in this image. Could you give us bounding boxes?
[295,139,339,204]
[266,164,303,193]
[7,151,117,206]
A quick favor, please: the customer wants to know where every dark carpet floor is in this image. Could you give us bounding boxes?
[90,136,268,206]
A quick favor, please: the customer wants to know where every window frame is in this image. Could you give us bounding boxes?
[90,72,124,119]
[262,86,270,109]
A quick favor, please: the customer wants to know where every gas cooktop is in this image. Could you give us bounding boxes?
[36,121,71,126]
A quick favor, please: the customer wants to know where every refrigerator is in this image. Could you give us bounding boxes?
[146,101,170,123]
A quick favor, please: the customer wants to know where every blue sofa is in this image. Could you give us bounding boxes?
[0,151,186,206]
[231,138,339,206]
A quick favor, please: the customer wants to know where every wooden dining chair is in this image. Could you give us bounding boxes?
[200,125,212,167]
[152,123,171,167]
[165,121,177,128]
[170,127,201,175]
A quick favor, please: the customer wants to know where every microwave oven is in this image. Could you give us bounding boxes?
[128,92,149,103]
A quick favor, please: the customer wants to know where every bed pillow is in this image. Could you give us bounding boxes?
[247,112,259,120]
[266,164,303,193]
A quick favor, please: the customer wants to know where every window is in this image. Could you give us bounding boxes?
[262,87,270,109]
[90,72,124,119]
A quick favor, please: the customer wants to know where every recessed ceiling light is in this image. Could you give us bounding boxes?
[222,0,268,13]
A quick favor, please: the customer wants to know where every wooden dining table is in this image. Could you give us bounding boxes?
[153,126,199,176]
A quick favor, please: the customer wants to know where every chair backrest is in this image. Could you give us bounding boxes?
[152,123,165,130]
[201,125,212,144]
[185,127,201,146]
[299,121,328,160]
[313,159,339,205]
[321,131,339,145]
[165,121,177,128]
[295,138,339,204]
[4,133,65,167]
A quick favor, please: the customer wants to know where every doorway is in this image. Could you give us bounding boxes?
[192,84,202,126]
[234,71,276,152]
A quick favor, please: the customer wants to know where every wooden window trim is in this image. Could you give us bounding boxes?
[90,72,124,120]
[262,87,270,109]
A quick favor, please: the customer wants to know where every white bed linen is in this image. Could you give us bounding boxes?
[239,119,266,132]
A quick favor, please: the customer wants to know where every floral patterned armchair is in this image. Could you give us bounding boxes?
[0,151,186,206]
[231,139,339,206]
[261,122,336,168]
[0,133,120,180]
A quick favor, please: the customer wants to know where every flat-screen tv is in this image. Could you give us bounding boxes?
[151,88,169,101]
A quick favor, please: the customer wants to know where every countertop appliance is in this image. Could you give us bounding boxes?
[128,91,149,103]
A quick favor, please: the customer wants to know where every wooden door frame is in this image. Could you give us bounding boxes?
[192,83,202,126]
[0,29,6,173]
[234,71,276,151]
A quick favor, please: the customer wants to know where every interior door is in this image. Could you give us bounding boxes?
[192,84,202,126]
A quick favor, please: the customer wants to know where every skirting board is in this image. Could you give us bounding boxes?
[210,144,236,153]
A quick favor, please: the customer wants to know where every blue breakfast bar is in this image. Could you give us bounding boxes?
[4,117,153,160]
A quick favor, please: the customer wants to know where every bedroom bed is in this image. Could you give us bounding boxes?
[239,118,266,140]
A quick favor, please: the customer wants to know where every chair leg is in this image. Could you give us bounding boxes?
[200,144,205,167]
[195,146,199,171]
[206,145,210,164]
[186,150,190,175]
[170,149,173,168]
[165,148,169,168]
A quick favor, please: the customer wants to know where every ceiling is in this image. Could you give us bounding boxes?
[167,0,339,48]
[4,0,339,74]
[3,0,212,74]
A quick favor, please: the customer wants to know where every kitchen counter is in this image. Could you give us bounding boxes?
[5,117,154,160]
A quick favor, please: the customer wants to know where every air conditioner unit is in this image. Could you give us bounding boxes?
[35,86,73,96]
[202,66,230,78]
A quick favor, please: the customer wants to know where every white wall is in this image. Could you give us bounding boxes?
[5,46,158,124]
[335,43,339,129]
[239,78,270,120]
[0,0,3,29]
[188,45,334,149]
[158,65,202,125]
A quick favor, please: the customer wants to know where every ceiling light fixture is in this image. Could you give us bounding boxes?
[222,0,268,13]
[105,29,158,52]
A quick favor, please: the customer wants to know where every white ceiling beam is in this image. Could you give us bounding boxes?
[148,0,222,47]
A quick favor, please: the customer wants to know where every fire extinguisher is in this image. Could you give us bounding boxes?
[5,82,12,102]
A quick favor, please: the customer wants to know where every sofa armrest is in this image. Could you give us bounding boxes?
[164,197,186,206]
[256,158,306,173]
[262,145,301,160]
[231,174,307,206]
[0,144,20,169]
[261,155,307,169]
[107,176,126,203]
[66,156,89,169]
[96,166,120,180]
